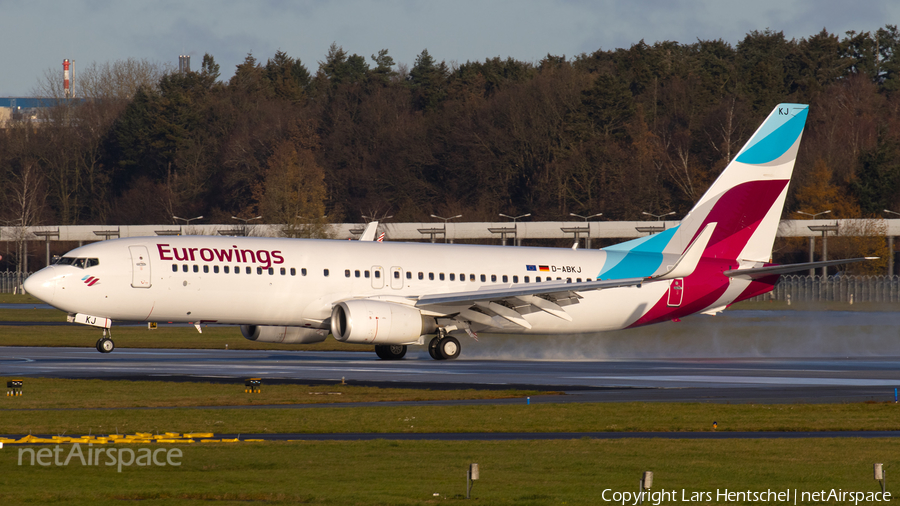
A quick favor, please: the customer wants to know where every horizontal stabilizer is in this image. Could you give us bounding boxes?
[724,257,878,279]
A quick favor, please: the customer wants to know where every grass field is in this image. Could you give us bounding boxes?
[1,439,896,505]
[3,378,900,435]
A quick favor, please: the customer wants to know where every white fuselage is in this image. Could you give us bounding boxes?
[25,235,706,335]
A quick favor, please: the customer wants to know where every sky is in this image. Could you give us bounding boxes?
[1,0,898,96]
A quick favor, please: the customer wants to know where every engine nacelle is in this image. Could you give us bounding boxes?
[240,325,328,344]
[330,300,424,345]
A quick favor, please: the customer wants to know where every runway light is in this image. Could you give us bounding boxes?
[245,378,261,394]
[7,379,23,397]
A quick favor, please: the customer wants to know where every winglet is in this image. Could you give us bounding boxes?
[358,221,379,241]
[650,222,716,281]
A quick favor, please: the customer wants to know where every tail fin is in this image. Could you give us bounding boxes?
[664,103,809,262]
[599,104,808,280]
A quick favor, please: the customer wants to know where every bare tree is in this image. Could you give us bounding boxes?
[32,58,173,100]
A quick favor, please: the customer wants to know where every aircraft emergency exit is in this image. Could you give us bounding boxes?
[23,104,871,360]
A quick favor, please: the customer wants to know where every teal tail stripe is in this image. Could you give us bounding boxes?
[598,227,678,279]
[736,106,808,165]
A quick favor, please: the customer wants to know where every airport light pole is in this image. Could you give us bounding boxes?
[430,214,462,243]
[173,215,203,235]
[231,215,262,237]
[642,211,675,221]
[499,213,531,246]
[798,210,832,277]
[568,213,602,249]
[885,210,900,276]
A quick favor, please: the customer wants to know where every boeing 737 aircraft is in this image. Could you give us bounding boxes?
[23,103,870,360]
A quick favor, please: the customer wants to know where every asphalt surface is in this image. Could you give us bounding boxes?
[3,346,900,404]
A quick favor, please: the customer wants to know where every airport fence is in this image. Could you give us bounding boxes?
[0,271,31,294]
[749,275,900,303]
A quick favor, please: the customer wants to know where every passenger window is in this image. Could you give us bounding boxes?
[502,275,508,283]
[234,266,239,274]
[439,273,445,281]
[491,274,497,282]
[268,268,274,275]
[406,272,411,279]
[214,266,219,274]
[577,278,582,282]
[225,266,230,274]
[365,271,370,278]
[450,273,455,281]
[470,274,475,282]
[301,268,307,276]
[394,271,400,279]
[345,269,351,278]
[355,270,360,278]
[280,267,286,275]
[512,275,518,283]
[429,273,434,280]
[524,276,529,283]
[257,267,263,275]
[203,266,209,273]
[172,264,177,272]
[193,265,199,273]
[418,272,424,280]
[536,277,541,282]
[480,274,486,282]
[290,268,296,276]
[375,271,381,278]
[246,267,251,274]
[324,269,329,277]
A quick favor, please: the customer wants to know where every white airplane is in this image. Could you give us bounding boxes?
[23,103,870,360]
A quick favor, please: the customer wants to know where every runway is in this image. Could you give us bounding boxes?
[4,346,900,403]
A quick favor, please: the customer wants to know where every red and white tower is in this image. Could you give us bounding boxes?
[63,59,71,98]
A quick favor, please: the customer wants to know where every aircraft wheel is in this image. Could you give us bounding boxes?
[428,336,443,360]
[95,338,103,352]
[438,336,460,360]
[375,344,408,360]
[98,337,115,354]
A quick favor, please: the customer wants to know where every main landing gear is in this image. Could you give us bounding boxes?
[374,344,407,360]
[428,333,460,360]
[95,329,115,354]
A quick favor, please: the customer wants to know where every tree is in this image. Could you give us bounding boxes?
[256,129,329,238]
[409,49,449,110]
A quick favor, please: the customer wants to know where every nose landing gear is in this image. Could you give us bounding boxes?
[95,329,115,354]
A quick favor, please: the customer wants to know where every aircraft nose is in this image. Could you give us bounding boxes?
[23,269,56,304]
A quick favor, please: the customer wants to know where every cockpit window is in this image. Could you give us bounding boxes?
[53,257,99,269]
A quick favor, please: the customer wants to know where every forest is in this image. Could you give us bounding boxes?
[2,27,900,246]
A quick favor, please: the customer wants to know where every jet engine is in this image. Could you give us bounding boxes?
[330,300,424,345]
[240,325,328,344]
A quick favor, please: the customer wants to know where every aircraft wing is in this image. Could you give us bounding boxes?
[724,257,877,279]
[414,277,644,330]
